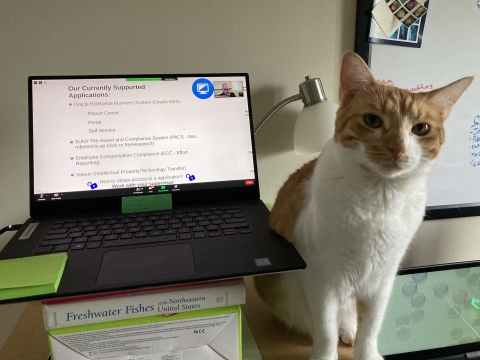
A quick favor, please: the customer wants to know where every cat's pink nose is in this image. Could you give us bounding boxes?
[388,145,406,160]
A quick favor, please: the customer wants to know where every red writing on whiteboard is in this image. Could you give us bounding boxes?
[406,84,434,93]
[376,79,395,86]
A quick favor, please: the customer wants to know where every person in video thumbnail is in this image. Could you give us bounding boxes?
[219,83,236,97]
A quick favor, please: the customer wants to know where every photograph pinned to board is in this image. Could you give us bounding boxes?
[369,0,429,48]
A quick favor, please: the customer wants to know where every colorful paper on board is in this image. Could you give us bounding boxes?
[370,0,429,48]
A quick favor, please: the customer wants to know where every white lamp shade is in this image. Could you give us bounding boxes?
[293,99,338,155]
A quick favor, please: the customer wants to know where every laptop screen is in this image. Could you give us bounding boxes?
[379,264,480,358]
[30,75,255,202]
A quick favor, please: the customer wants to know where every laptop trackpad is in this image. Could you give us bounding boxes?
[96,243,195,285]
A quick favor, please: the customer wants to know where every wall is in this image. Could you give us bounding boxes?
[0,0,477,267]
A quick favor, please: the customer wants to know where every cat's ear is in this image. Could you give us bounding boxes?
[428,77,474,120]
[339,52,376,105]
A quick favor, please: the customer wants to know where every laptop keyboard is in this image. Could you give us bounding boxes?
[34,206,252,255]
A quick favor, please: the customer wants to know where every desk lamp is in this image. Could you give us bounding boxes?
[254,76,339,155]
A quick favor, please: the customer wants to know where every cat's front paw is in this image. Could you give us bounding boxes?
[338,327,356,345]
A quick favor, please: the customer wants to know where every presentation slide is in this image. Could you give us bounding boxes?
[32,77,254,196]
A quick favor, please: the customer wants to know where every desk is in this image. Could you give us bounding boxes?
[0,277,354,360]
[242,276,354,360]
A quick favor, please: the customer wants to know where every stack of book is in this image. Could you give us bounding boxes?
[42,278,246,360]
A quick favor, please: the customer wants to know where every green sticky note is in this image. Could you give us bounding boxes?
[0,253,67,301]
[122,194,172,214]
[264,202,274,212]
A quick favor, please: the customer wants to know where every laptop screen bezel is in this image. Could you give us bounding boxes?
[28,73,260,218]
[384,260,480,360]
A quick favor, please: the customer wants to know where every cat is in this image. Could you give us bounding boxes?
[255,52,473,360]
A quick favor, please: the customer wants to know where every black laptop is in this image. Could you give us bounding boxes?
[380,261,480,359]
[0,73,305,303]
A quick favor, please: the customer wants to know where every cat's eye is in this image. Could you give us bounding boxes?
[363,114,382,128]
[411,123,429,136]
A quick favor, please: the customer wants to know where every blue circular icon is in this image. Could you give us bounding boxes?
[192,78,214,99]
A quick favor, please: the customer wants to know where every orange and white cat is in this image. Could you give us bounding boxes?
[255,52,473,360]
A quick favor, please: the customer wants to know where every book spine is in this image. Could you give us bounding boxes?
[43,279,245,330]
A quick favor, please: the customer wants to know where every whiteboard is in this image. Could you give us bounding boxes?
[367,0,480,218]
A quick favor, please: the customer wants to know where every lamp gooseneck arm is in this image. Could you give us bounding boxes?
[254,93,303,136]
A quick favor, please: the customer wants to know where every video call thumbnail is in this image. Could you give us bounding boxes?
[214,81,244,98]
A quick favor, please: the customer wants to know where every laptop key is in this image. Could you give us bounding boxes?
[128,227,141,233]
[136,232,148,238]
[164,229,176,235]
[220,222,249,230]
[226,209,242,214]
[143,226,155,232]
[47,229,68,235]
[50,224,64,230]
[87,241,102,249]
[71,243,86,250]
[221,214,232,219]
[54,244,70,252]
[180,234,192,240]
[178,228,191,234]
[194,232,206,239]
[225,218,246,224]
[103,234,177,247]
[69,232,83,238]
[239,228,253,234]
[73,237,88,243]
[112,224,124,229]
[105,235,118,241]
[212,220,223,225]
[149,230,162,236]
[120,233,133,239]
[84,231,97,237]
[224,229,237,235]
[99,230,112,235]
[69,227,83,233]
[157,224,169,230]
[206,225,218,231]
[233,213,245,218]
[171,223,182,229]
[84,226,97,231]
[79,221,91,227]
[98,225,111,230]
[41,238,73,246]
[44,233,68,240]
[193,226,205,232]
[208,231,222,237]
[35,246,53,254]
[198,221,210,226]
[89,235,103,242]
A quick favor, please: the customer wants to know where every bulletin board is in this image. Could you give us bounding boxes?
[355,0,480,220]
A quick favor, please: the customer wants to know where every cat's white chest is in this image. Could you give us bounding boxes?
[294,141,427,295]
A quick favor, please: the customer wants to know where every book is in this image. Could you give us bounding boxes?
[0,253,67,301]
[48,305,242,360]
[42,278,245,330]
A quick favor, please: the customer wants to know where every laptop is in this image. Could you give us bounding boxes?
[379,261,480,359]
[0,73,306,303]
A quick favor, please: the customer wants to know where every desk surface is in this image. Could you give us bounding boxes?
[242,276,354,360]
[0,276,354,360]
